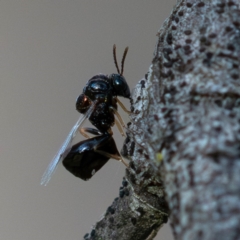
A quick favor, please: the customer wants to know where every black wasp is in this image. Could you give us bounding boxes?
[41,45,130,185]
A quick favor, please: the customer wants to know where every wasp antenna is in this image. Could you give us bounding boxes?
[121,46,129,76]
[113,44,120,74]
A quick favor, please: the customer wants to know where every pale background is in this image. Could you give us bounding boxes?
[0,1,175,239]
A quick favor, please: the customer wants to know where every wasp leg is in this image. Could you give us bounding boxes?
[115,118,126,137]
[110,106,126,129]
[94,134,129,167]
[79,127,102,139]
[116,97,131,114]
[95,149,129,168]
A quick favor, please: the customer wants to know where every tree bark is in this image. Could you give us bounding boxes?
[84,0,240,239]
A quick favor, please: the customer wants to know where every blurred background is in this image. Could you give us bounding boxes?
[0,1,175,239]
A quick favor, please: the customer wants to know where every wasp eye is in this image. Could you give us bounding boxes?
[110,74,130,98]
[76,94,91,114]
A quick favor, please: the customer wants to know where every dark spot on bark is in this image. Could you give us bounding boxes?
[130,97,133,104]
[227,44,235,51]
[163,52,171,61]
[109,217,114,223]
[140,79,145,88]
[209,33,217,38]
[90,229,96,237]
[162,215,168,223]
[175,45,181,50]
[198,230,203,237]
[204,40,211,46]
[187,164,194,187]
[168,119,173,125]
[206,52,213,59]
[200,36,206,43]
[185,39,192,44]
[144,154,149,160]
[217,3,225,8]
[119,189,125,198]
[216,8,224,14]
[183,45,190,51]
[137,207,145,216]
[231,74,239,80]
[199,27,206,34]
[214,125,222,132]
[197,2,205,7]
[114,197,119,202]
[129,161,136,170]
[229,112,236,118]
[217,52,237,60]
[215,2,225,13]
[186,2,192,7]
[163,61,173,68]
[203,58,211,67]
[175,17,179,23]
[137,96,141,101]
[169,85,176,93]
[127,122,132,127]
[129,141,135,156]
[180,81,187,88]
[134,109,140,114]
[122,180,128,187]
[159,36,164,43]
[167,70,174,78]
[147,127,153,134]
[184,45,192,55]
[215,99,222,107]
[233,21,240,28]
[125,188,129,196]
[125,135,130,144]
[84,233,89,239]
[121,144,128,158]
[163,48,173,55]
[208,152,220,164]
[233,63,238,69]
[228,1,235,6]
[225,26,233,32]
[154,114,159,121]
[161,72,168,78]
[184,30,192,35]
[167,33,173,45]
[199,47,205,52]
[137,148,143,154]
[185,50,192,55]
[130,106,134,112]
[107,206,115,214]
[131,217,137,225]
[145,72,148,79]
[172,25,177,30]
[178,10,184,16]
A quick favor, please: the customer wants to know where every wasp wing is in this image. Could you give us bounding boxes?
[41,101,96,186]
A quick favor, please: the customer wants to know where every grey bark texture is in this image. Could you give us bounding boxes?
[84,0,240,239]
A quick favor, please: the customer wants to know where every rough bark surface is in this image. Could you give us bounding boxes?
[84,0,240,239]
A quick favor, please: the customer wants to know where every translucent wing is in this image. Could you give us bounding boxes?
[41,102,96,186]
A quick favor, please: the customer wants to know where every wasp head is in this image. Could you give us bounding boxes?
[109,73,130,98]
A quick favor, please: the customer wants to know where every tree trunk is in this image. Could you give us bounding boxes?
[84,0,240,239]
